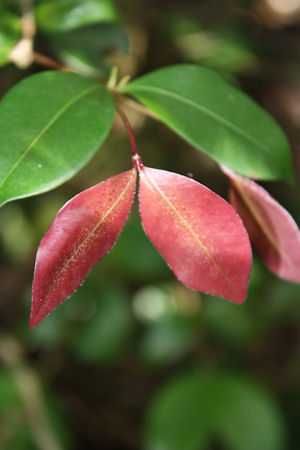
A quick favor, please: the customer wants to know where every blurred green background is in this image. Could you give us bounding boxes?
[0,0,300,449]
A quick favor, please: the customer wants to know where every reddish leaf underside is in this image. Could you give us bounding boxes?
[138,167,252,303]
[224,167,300,283]
[30,169,137,327]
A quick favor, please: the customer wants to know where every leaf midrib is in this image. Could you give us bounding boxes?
[142,168,236,293]
[127,84,276,158]
[232,179,291,265]
[0,83,99,190]
[36,170,136,316]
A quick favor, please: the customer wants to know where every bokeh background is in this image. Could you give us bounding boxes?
[0,0,300,449]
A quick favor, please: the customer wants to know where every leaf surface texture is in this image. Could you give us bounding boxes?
[139,167,252,303]
[30,169,136,327]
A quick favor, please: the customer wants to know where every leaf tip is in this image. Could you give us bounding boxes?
[29,317,37,328]
[29,311,40,328]
[139,167,252,305]
[230,290,248,305]
[29,300,46,328]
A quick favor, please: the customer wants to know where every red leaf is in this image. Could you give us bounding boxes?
[138,167,252,303]
[223,167,300,283]
[30,169,136,327]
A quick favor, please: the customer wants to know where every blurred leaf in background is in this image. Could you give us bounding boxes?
[44,23,129,77]
[144,371,286,450]
[73,285,133,364]
[0,203,34,263]
[34,0,129,77]
[34,0,120,32]
[162,13,258,76]
[106,213,170,284]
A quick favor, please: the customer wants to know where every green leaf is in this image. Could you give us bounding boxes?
[144,371,286,450]
[35,0,120,32]
[216,375,286,450]
[46,23,128,77]
[0,71,115,207]
[123,65,293,181]
[0,12,22,67]
[144,372,214,450]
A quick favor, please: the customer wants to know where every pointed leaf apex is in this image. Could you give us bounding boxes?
[223,167,300,283]
[30,169,136,327]
[139,167,252,303]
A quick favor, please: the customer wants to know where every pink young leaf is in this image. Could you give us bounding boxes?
[138,167,252,303]
[30,169,137,327]
[223,167,300,283]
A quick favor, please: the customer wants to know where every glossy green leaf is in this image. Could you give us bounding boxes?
[123,65,293,181]
[0,12,22,66]
[0,71,115,207]
[35,0,120,31]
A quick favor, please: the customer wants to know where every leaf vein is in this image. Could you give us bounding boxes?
[232,180,291,264]
[36,171,136,315]
[143,169,235,291]
[0,83,99,190]
[129,85,275,157]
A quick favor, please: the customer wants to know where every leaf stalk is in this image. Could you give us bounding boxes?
[117,107,143,170]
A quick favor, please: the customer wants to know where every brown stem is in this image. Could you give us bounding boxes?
[33,52,72,72]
